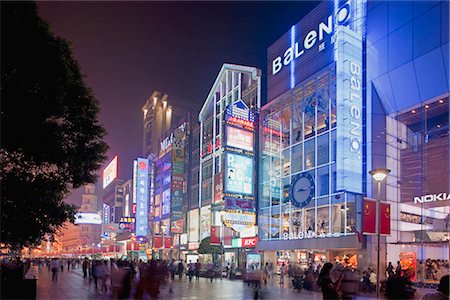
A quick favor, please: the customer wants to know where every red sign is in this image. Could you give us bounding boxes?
[213,173,223,203]
[188,242,199,250]
[126,241,139,251]
[380,202,391,235]
[242,237,258,248]
[154,236,162,249]
[164,237,173,248]
[132,204,136,214]
[210,225,220,245]
[363,198,376,235]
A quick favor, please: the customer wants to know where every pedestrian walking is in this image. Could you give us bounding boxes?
[195,259,201,281]
[263,262,269,285]
[386,261,394,278]
[395,260,402,276]
[51,258,60,282]
[82,257,89,278]
[177,260,184,280]
[317,262,342,300]
[188,261,195,282]
[279,263,285,285]
[60,259,64,272]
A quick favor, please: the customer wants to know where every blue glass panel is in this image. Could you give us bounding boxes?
[388,1,412,33]
[372,73,396,113]
[370,37,389,76]
[367,1,388,46]
[413,5,441,58]
[441,1,449,45]
[414,48,448,101]
[389,23,413,70]
[388,62,421,111]
[413,0,440,18]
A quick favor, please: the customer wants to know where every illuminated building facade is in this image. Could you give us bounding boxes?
[258,0,448,281]
[193,64,261,266]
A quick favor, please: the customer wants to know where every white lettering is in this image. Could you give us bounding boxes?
[413,193,450,204]
[319,15,333,40]
[272,57,282,75]
[283,47,294,65]
[304,30,317,50]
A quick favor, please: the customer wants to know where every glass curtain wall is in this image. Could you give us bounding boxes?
[260,67,357,241]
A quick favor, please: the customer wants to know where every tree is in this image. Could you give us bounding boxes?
[1,2,108,251]
[198,237,223,263]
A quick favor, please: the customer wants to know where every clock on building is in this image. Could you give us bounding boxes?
[290,172,315,208]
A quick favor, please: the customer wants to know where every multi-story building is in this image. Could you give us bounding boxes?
[191,63,261,266]
[60,184,102,255]
[259,0,448,283]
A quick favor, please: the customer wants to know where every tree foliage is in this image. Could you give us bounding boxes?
[1,2,108,250]
[197,237,223,255]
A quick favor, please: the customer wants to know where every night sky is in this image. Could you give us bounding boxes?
[37,1,319,206]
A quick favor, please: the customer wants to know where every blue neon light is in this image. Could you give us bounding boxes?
[290,25,295,89]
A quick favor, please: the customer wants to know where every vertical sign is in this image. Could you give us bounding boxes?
[380,202,391,235]
[335,23,363,194]
[210,226,220,245]
[102,203,110,237]
[132,160,137,204]
[135,158,149,237]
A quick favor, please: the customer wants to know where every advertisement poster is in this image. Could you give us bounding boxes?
[200,206,211,240]
[135,158,149,237]
[224,197,254,212]
[246,253,261,272]
[225,152,254,195]
[210,225,220,245]
[226,126,254,151]
[103,156,118,189]
[188,209,199,242]
[222,211,256,232]
[162,188,171,217]
[171,219,184,233]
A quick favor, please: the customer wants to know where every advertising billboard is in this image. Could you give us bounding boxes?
[74,212,102,225]
[224,196,254,212]
[132,160,137,204]
[103,156,118,189]
[171,174,184,221]
[213,173,223,203]
[222,211,256,232]
[135,158,149,237]
[225,152,254,195]
[188,209,199,242]
[200,205,211,240]
[162,188,171,217]
[226,126,254,152]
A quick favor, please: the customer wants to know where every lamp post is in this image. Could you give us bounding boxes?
[369,168,391,298]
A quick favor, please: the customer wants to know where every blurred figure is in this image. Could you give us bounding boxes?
[395,261,402,276]
[195,259,201,281]
[279,263,285,285]
[50,258,60,282]
[317,262,341,300]
[188,261,195,282]
[82,257,89,278]
[421,275,449,300]
[340,266,360,300]
[177,260,184,280]
[384,275,416,299]
[386,262,394,278]
[263,262,269,285]
[169,259,176,280]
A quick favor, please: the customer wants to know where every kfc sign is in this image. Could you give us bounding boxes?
[242,237,258,248]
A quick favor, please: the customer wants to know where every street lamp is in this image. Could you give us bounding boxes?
[369,168,391,298]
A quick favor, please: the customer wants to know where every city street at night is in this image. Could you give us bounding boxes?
[1,0,449,299]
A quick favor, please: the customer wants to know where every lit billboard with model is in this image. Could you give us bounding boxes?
[225,152,254,195]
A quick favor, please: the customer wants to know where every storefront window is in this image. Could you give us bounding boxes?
[317,204,329,235]
[291,210,303,236]
[331,194,345,234]
[305,208,315,232]
[317,165,329,196]
[317,133,329,166]
[346,194,356,233]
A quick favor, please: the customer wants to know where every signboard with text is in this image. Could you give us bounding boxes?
[225,152,254,195]
[135,158,149,237]
[226,126,254,152]
[103,156,118,189]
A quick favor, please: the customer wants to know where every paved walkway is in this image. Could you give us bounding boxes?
[36,267,435,299]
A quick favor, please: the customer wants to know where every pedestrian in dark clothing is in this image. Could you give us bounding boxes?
[82,258,88,278]
[317,262,342,300]
[169,259,176,280]
[395,261,402,276]
[177,260,184,280]
[195,260,201,281]
[386,262,394,278]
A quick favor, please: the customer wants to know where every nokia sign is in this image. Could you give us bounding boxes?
[272,2,351,76]
[414,193,450,204]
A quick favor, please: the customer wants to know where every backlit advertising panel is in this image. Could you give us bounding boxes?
[200,205,211,240]
[132,160,137,204]
[103,156,118,189]
[135,158,149,237]
[74,213,102,225]
[162,188,171,217]
[171,174,184,221]
[225,152,254,195]
[188,209,199,242]
[226,126,254,152]
[335,21,363,194]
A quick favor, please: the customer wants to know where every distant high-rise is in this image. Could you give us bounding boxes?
[142,91,173,158]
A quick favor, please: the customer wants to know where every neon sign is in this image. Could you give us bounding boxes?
[135,157,149,237]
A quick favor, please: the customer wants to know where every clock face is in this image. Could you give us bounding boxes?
[290,172,315,208]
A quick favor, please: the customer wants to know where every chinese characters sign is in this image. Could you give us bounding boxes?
[135,158,149,237]
[226,126,254,152]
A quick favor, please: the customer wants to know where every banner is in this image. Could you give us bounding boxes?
[126,241,139,251]
[380,202,391,235]
[213,173,223,203]
[210,225,220,245]
[164,237,173,248]
[223,227,233,246]
[363,198,376,235]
